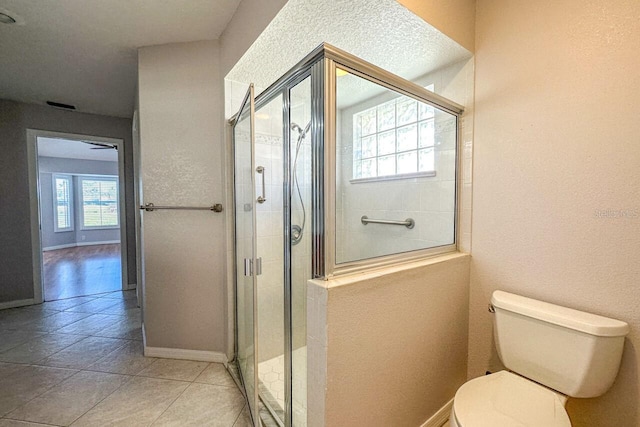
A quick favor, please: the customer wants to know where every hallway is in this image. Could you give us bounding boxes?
[0,291,250,426]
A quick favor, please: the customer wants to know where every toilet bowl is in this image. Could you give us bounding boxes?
[450,291,629,427]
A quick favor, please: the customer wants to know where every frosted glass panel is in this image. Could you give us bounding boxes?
[336,67,457,263]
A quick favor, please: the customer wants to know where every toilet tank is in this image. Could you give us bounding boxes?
[491,291,629,398]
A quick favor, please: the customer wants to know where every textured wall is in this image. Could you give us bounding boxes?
[138,40,226,353]
[470,1,640,426]
[0,99,136,303]
[308,254,470,427]
[397,0,476,52]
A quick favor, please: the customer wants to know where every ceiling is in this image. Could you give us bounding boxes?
[38,137,118,162]
[226,0,471,109]
[0,0,241,118]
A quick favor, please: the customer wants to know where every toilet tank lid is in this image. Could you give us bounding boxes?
[491,291,630,337]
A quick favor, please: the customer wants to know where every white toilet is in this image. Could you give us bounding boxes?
[450,290,629,427]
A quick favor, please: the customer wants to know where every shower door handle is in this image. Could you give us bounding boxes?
[256,166,266,204]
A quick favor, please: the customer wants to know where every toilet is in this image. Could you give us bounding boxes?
[450,290,629,427]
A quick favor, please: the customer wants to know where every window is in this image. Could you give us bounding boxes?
[79,176,119,229]
[352,84,436,181]
[53,174,73,232]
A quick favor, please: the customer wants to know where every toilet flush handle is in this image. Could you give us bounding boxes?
[488,303,495,313]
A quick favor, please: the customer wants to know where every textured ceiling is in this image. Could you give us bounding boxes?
[38,137,118,162]
[226,0,472,101]
[0,0,241,118]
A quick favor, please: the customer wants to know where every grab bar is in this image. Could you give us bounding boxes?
[256,166,266,204]
[361,215,415,229]
[140,203,223,212]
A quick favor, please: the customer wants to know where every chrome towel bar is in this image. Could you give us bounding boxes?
[361,215,415,229]
[140,203,223,212]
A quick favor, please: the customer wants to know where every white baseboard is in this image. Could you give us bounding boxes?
[43,240,120,251]
[421,399,453,427]
[0,298,36,310]
[76,240,120,247]
[42,243,77,251]
[144,343,228,364]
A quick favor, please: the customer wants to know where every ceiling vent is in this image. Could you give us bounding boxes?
[46,101,76,111]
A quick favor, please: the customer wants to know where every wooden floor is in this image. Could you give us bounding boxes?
[43,244,122,301]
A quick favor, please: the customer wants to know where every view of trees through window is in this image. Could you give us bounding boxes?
[54,175,72,230]
[81,178,118,228]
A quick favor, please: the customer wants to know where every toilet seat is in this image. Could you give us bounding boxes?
[452,371,571,427]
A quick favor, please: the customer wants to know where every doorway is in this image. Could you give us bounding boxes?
[27,130,128,302]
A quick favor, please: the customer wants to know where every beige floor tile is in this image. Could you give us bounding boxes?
[0,362,28,379]
[92,316,142,340]
[53,314,121,336]
[0,330,47,353]
[20,312,94,333]
[0,333,87,364]
[42,297,97,311]
[152,383,245,426]
[233,405,253,427]
[63,298,121,314]
[98,298,139,315]
[195,363,237,387]
[87,340,156,375]
[97,290,137,300]
[0,365,77,416]
[138,359,209,382]
[7,370,130,426]
[0,419,55,426]
[39,336,128,369]
[70,376,188,426]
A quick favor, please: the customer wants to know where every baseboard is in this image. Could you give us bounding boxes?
[144,344,228,363]
[76,240,120,247]
[421,399,453,427]
[0,298,36,310]
[42,243,77,251]
[43,240,120,251]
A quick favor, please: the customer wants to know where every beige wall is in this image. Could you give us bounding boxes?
[470,1,640,426]
[138,40,227,355]
[308,254,470,426]
[397,0,475,52]
[219,0,288,78]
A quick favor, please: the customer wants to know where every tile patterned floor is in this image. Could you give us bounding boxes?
[0,291,251,427]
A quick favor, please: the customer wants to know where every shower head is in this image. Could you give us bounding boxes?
[291,122,311,139]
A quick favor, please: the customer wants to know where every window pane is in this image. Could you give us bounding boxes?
[397,98,417,126]
[378,155,395,176]
[377,130,395,156]
[419,148,435,172]
[397,151,417,174]
[360,109,376,136]
[397,124,417,152]
[419,102,435,120]
[361,135,376,158]
[377,102,395,132]
[361,158,376,178]
[419,120,435,147]
[55,177,71,230]
[82,178,118,228]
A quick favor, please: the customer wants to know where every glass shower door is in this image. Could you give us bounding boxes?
[233,84,259,424]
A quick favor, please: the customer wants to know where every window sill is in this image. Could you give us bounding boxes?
[349,170,436,184]
[80,226,120,231]
[54,228,74,233]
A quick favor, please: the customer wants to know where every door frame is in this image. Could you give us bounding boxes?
[27,129,129,303]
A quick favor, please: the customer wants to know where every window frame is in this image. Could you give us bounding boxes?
[78,175,120,230]
[52,173,74,233]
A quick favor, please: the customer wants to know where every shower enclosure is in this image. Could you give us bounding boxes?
[231,43,463,426]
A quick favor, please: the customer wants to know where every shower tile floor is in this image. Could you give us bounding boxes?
[258,346,307,426]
